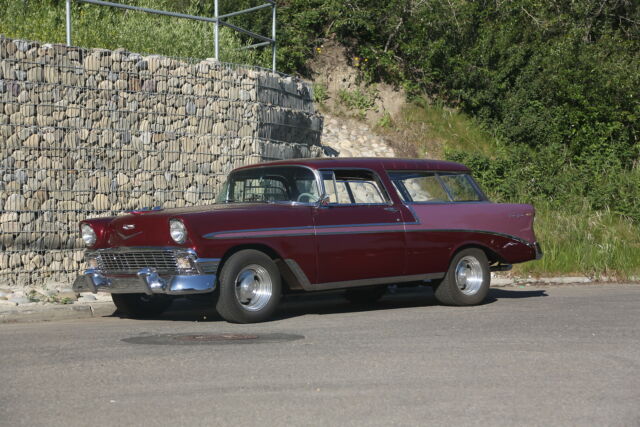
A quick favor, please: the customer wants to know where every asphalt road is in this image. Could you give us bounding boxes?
[1,284,639,427]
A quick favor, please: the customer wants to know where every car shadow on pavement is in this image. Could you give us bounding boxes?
[485,288,548,302]
[118,286,548,323]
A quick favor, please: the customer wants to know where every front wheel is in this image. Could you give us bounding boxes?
[216,250,281,323]
[111,293,172,318]
[433,248,490,306]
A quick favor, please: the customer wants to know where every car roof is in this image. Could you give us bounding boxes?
[235,157,470,172]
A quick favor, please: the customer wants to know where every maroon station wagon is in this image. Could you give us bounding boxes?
[73,158,542,323]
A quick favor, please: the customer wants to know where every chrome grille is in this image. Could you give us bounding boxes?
[95,250,179,274]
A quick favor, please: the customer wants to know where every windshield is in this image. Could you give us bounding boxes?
[216,166,321,204]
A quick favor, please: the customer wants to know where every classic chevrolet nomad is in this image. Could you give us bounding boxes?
[73,158,542,323]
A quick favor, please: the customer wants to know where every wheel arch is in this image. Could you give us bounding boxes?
[217,243,302,292]
[450,243,505,266]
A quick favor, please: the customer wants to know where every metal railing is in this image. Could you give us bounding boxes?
[65,0,277,72]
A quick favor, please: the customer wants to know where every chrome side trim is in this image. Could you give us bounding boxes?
[284,259,312,289]
[309,273,445,291]
[534,242,543,260]
[204,224,535,248]
[203,225,315,239]
[403,228,536,248]
[283,259,444,292]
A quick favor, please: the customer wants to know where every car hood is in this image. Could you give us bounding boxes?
[92,203,313,248]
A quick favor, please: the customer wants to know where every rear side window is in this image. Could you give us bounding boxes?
[389,171,484,203]
[321,169,388,205]
[439,174,483,202]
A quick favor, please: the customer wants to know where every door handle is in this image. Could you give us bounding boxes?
[384,207,399,213]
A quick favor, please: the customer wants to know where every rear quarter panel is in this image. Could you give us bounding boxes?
[403,202,537,274]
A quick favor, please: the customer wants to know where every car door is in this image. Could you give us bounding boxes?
[313,169,406,285]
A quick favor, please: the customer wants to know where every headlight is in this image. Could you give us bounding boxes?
[81,223,97,247]
[169,219,187,244]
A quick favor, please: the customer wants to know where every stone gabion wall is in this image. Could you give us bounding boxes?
[0,36,323,290]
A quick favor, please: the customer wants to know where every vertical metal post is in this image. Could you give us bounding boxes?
[214,0,219,61]
[271,3,276,72]
[65,0,72,46]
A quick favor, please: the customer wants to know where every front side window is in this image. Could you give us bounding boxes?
[217,166,320,204]
[389,171,484,203]
[321,170,388,205]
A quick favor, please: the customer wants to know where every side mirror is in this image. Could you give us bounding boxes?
[317,195,331,208]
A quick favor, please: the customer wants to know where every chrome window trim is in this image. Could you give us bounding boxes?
[405,201,492,206]
[318,167,394,207]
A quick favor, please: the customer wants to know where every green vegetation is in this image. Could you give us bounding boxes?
[517,202,640,278]
[377,99,496,158]
[311,82,328,104]
[381,101,640,278]
[0,0,257,64]
[336,87,377,119]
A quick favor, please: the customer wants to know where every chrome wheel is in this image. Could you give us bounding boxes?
[234,264,273,311]
[454,256,484,296]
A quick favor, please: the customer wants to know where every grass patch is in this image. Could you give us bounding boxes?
[0,0,258,65]
[513,202,640,279]
[376,99,496,158]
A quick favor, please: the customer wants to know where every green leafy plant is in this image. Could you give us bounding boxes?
[312,82,329,104]
[337,87,377,119]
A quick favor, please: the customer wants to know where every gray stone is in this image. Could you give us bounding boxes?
[77,294,97,303]
[92,194,109,211]
[0,300,18,307]
[181,83,193,95]
[57,290,77,301]
[9,296,31,305]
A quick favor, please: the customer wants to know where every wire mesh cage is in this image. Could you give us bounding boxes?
[0,36,323,289]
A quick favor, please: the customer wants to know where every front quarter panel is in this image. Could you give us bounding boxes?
[187,204,317,284]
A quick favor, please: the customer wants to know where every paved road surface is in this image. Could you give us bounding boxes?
[1,284,639,426]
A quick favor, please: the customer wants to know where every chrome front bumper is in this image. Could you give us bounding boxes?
[72,248,220,295]
[73,268,217,295]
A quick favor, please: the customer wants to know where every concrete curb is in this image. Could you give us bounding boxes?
[0,302,116,324]
[1,280,639,324]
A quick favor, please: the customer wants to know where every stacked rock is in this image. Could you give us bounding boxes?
[0,36,324,290]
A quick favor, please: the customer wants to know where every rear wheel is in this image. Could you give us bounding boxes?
[216,250,281,323]
[344,286,387,304]
[111,293,172,318]
[433,248,490,306]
